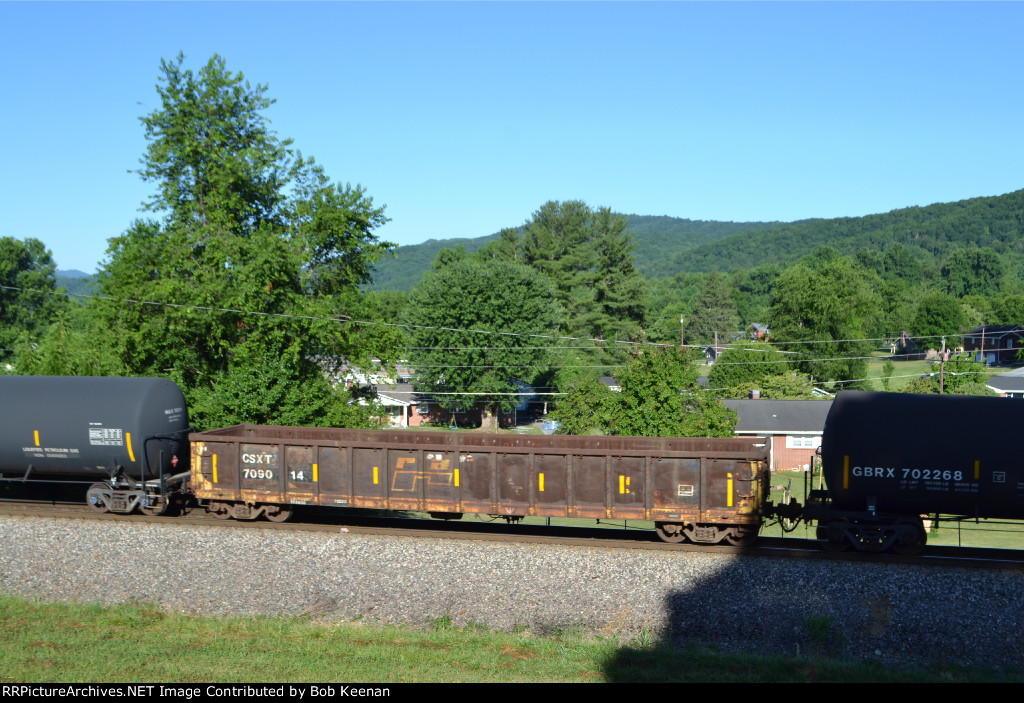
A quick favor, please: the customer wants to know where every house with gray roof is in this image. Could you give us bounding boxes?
[986,367,1024,398]
[722,398,833,472]
[964,325,1024,366]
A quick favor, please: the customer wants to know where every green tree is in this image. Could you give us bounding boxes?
[940,354,990,394]
[992,295,1024,325]
[98,54,397,428]
[867,278,915,340]
[687,272,739,345]
[591,207,647,351]
[0,237,67,362]
[940,247,1004,299]
[554,348,736,437]
[883,243,923,286]
[706,342,792,393]
[547,375,618,435]
[881,359,895,391]
[730,263,782,327]
[362,289,410,323]
[913,291,967,349]
[645,272,704,344]
[402,258,563,430]
[519,201,645,365]
[907,354,993,395]
[752,373,819,399]
[767,257,878,387]
[521,200,595,305]
[475,227,521,263]
[12,308,123,376]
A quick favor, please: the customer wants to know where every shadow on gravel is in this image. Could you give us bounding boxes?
[602,543,1024,681]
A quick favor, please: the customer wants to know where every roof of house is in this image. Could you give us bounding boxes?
[965,325,1024,338]
[986,366,1024,393]
[373,382,424,407]
[723,398,833,434]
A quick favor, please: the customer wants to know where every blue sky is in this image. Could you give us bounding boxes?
[2,1,1022,273]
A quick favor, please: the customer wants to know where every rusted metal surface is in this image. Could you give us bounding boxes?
[191,426,770,538]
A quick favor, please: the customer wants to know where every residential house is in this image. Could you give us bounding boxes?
[963,325,1024,366]
[986,367,1024,398]
[722,398,833,472]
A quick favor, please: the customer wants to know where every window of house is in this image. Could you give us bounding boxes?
[786,435,819,448]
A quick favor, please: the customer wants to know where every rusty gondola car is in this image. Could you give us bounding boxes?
[190,424,772,545]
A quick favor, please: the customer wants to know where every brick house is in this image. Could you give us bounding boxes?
[722,398,833,472]
[373,383,482,428]
[372,383,539,428]
[963,325,1024,366]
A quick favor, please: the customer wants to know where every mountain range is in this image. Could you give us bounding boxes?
[366,189,1024,290]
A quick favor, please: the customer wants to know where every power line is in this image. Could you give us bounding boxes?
[0,283,979,360]
[0,284,663,350]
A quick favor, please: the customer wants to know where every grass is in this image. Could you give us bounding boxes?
[1,596,1022,683]
[862,352,1003,391]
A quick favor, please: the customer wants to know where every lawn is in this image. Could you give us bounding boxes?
[1,596,1020,682]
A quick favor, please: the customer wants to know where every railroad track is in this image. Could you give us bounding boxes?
[3,500,1023,570]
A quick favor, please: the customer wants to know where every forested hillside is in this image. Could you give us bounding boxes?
[667,190,1024,277]
[367,190,1024,290]
[366,217,779,290]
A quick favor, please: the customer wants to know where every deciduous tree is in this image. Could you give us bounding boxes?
[98,54,397,428]
[0,237,66,362]
[913,291,967,349]
[402,258,563,430]
[554,348,736,437]
[767,257,878,387]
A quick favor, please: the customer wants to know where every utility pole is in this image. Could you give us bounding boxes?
[940,336,948,394]
[680,316,685,350]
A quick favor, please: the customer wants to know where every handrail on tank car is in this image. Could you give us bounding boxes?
[142,427,193,494]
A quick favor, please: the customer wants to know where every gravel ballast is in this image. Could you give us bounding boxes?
[2,516,1023,667]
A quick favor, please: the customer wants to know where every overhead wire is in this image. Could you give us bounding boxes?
[1,283,985,379]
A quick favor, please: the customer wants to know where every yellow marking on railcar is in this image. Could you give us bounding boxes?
[212,454,218,483]
[313,463,318,482]
[126,432,135,462]
[727,473,733,507]
[373,466,379,485]
[844,455,850,490]
[618,475,632,494]
[454,468,460,487]
[539,472,545,492]
[975,460,980,480]
[33,431,39,447]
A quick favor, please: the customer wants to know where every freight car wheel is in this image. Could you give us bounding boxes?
[724,527,757,547]
[86,484,110,513]
[655,522,686,543]
[208,502,232,520]
[139,496,169,517]
[264,505,293,523]
[819,519,851,552]
[890,522,927,556]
